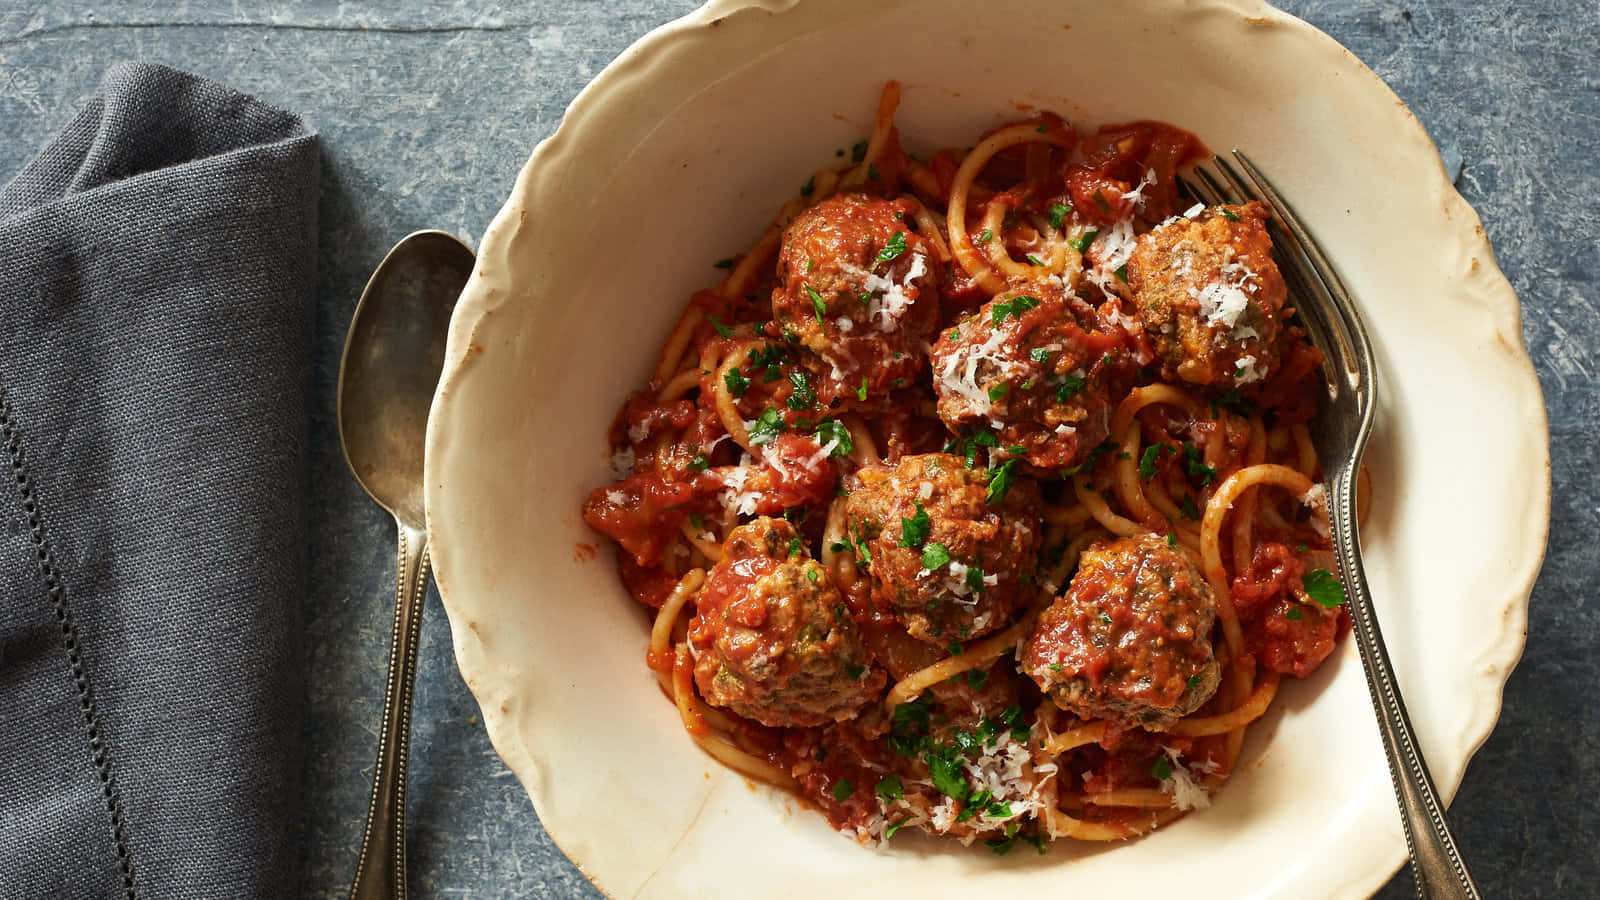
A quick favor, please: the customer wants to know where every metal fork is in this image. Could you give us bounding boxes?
[1178,154,1479,900]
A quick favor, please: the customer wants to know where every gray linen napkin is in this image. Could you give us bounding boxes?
[0,63,317,898]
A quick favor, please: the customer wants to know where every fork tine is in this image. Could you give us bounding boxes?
[1198,154,1335,332]
[1229,150,1366,335]
[1174,173,1218,207]
[1194,163,1244,205]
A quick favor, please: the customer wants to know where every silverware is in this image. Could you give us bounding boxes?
[1178,155,1479,900]
[336,230,476,900]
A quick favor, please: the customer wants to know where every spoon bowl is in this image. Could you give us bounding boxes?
[336,229,475,900]
[339,230,476,526]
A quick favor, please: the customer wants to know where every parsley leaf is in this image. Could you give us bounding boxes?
[1092,190,1114,214]
[1187,673,1202,689]
[966,669,989,690]
[1026,253,1045,266]
[1055,374,1086,403]
[1114,263,1129,282]
[965,564,987,593]
[1215,389,1256,417]
[991,294,1040,327]
[707,315,733,338]
[805,284,827,327]
[723,367,750,398]
[921,542,952,569]
[900,501,931,549]
[1069,229,1099,252]
[1303,568,1347,608]
[925,745,969,801]
[876,774,903,801]
[856,376,868,401]
[1030,347,1051,363]
[975,228,993,244]
[850,139,869,163]
[787,371,815,410]
[1167,532,1178,547]
[1048,203,1072,229]
[1286,606,1304,621]
[814,419,853,458]
[878,231,908,262]
[1138,443,1171,479]
[1221,207,1241,221]
[986,459,1020,505]
[832,778,854,802]
[987,382,1009,403]
[1178,494,1200,520]
[688,453,709,472]
[1181,443,1217,485]
[884,818,908,839]
[1149,755,1173,780]
[748,408,785,445]
[800,176,815,196]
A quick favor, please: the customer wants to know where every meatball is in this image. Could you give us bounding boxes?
[1023,533,1220,729]
[928,283,1118,471]
[845,454,1042,644]
[1127,202,1288,388]
[689,517,883,727]
[773,192,940,404]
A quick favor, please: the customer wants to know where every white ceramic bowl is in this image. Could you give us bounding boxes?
[424,1,1548,896]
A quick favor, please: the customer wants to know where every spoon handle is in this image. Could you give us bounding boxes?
[1330,468,1479,900]
[349,521,430,900]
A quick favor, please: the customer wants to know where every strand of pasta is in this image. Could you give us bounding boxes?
[672,644,794,787]
[883,612,1036,711]
[840,81,901,188]
[946,123,1074,293]
[711,339,768,451]
[1229,416,1270,575]
[648,569,705,671]
[1073,473,1144,537]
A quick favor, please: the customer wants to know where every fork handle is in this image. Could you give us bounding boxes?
[1329,468,1479,900]
[348,520,431,900]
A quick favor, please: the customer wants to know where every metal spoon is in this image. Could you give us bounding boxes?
[337,230,476,900]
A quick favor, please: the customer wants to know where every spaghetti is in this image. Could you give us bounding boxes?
[582,83,1352,852]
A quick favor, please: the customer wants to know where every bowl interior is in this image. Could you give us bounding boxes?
[425,1,1543,897]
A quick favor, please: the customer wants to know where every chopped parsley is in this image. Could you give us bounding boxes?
[1138,442,1172,479]
[1286,606,1304,621]
[1069,229,1099,252]
[1178,494,1200,520]
[723,367,750,398]
[1221,207,1241,222]
[707,315,733,338]
[975,228,993,244]
[856,376,869,401]
[831,778,854,802]
[1303,568,1347,608]
[850,139,869,163]
[1187,674,1202,689]
[1181,443,1218,485]
[965,564,987,593]
[945,429,1000,467]
[1295,541,1309,553]
[1060,438,1118,476]
[900,501,931,549]
[712,258,734,269]
[1048,203,1072,229]
[884,819,909,839]
[787,537,802,558]
[966,669,989,690]
[800,176,815,196]
[807,568,821,583]
[1168,532,1178,547]
[921,542,952,570]
[805,284,827,327]
[875,774,903,801]
[1149,755,1173,780]
[1035,122,1049,134]
[878,231,908,262]
[1214,389,1256,417]
[748,408,785,445]
[1030,347,1051,363]
[991,294,1040,327]
[1055,374,1086,403]
[815,419,853,458]
[749,343,788,382]
[925,744,969,801]
[868,163,881,180]
[787,371,816,410]
[986,459,1020,505]
[987,382,1009,403]
[1092,190,1114,214]
[1114,263,1129,282]
[1026,253,1045,266]
[688,453,709,472]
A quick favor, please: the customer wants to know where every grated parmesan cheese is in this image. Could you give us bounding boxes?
[608,447,635,480]
[1234,354,1267,384]
[936,320,1028,422]
[605,489,626,505]
[627,421,650,445]
[1157,746,1217,811]
[841,252,929,333]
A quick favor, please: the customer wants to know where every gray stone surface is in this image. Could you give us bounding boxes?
[0,1,1594,897]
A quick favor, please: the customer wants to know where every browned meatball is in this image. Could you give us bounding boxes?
[845,454,1042,644]
[1127,202,1288,388]
[689,517,884,727]
[927,283,1118,471]
[1022,533,1220,729]
[773,192,940,405]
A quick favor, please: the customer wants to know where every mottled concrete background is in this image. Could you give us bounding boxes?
[1,1,1594,897]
